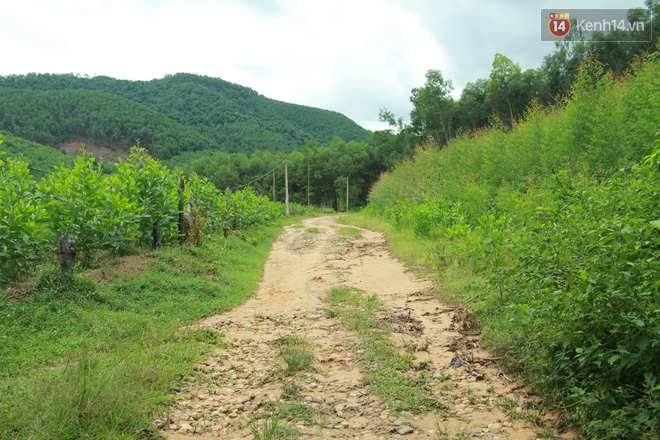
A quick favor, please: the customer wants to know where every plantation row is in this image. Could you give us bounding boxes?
[0,145,295,285]
[367,54,660,437]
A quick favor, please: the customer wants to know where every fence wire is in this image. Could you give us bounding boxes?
[230,160,285,191]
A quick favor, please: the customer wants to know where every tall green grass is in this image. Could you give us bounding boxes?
[365,51,660,438]
[369,54,660,224]
[0,220,289,439]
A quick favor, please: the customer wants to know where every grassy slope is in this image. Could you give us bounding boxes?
[350,52,660,438]
[0,219,298,439]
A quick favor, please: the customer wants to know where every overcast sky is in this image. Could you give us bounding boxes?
[0,0,649,131]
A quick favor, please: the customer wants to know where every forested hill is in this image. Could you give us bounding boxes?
[0,73,370,156]
[0,88,219,160]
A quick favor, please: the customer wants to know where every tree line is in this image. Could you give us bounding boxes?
[378,1,660,150]
[185,137,400,210]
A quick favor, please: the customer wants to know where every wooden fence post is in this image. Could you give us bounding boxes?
[152,225,161,249]
[178,176,188,244]
[57,234,77,279]
[346,175,349,212]
[285,156,290,216]
[224,188,232,237]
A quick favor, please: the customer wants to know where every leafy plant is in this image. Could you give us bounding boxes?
[37,151,140,266]
[0,142,289,281]
[115,147,178,248]
[0,150,51,283]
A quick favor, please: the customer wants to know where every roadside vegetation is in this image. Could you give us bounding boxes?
[349,50,660,438]
[0,144,302,286]
[0,143,316,438]
[0,219,295,439]
[1,6,658,439]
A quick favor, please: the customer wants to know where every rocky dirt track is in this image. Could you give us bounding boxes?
[158,216,570,440]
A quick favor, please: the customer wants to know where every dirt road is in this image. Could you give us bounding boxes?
[159,216,567,439]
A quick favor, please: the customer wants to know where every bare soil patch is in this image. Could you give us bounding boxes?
[59,140,131,163]
[87,253,154,284]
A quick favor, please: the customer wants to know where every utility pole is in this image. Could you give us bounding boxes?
[307,153,310,207]
[346,175,349,213]
[272,169,276,201]
[285,156,290,216]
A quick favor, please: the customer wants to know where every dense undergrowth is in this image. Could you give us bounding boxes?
[0,219,295,439]
[364,51,660,438]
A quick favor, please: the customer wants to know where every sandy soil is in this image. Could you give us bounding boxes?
[60,140,130,163]
[158,216,571,439]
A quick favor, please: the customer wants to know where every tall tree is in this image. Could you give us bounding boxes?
[542,41,590,100]
[409,69,456,145]
[456,78,489,132]
[485,54,522,127]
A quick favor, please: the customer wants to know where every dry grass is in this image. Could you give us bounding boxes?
[87,254,154,284]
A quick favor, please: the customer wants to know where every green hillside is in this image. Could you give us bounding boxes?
[0,88,219,161]
[0,73,370,155]
[0,131,74,173]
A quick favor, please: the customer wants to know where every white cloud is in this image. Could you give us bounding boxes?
[0,0,447,130]
[0,0,650,133]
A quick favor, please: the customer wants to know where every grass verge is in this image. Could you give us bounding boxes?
[324,286,439,413]
[0,218,296,439]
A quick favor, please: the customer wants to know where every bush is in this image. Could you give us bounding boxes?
[0,145,288,282]
[38,151,141,266]
[0,150,51,282]
[366,51,660,437]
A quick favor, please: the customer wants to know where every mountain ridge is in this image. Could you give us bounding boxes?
[0,72,371,161]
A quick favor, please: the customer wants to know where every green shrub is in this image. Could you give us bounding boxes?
[37,151,141,266]
[115,147,178,248]
[0,150,51,283]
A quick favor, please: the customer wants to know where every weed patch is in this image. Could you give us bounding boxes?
[324,286,439,413]
[250,412,299,440]
[276,335,315,373]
